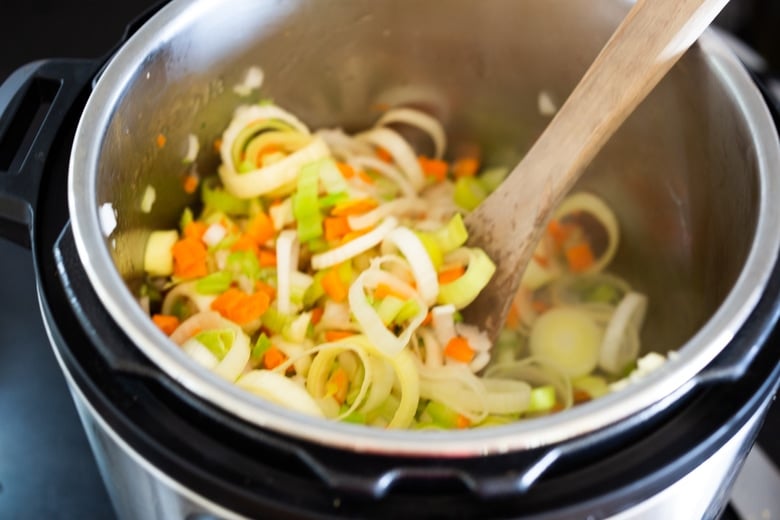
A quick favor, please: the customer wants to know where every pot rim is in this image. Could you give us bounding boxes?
[68,0,780,456]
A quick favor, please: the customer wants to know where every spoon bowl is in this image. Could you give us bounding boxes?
[463,0,731,340]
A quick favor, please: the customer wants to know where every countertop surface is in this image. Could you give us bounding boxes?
[1,1,779,519]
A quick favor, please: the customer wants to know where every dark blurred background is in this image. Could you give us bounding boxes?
[0,1,778,519]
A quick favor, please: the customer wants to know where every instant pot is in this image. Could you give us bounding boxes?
[1,0,780,518]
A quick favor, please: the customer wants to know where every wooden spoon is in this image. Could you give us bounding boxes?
[463,0,729,341]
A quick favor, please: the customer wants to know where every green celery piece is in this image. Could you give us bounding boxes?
[394,299,421,324]
[318,191,349,209]
[424,401,460,429]
[194,329,235,360]
[227,250,261,280]
[293,161,324,242]
[262,307,290,335]
[477,166,510,194]
[454,176,487,211]
[195,271,233,294]
[201,176,250,215]
[179,207,194,232]
[251,333,272,360]
[527,385,557,413]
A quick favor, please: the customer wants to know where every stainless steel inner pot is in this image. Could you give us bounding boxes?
[68,0,780,455]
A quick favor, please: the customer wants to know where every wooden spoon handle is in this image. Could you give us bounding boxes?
[464,0,729,339]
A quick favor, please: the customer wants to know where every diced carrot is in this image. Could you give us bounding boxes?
[246,211,275,245]
[546,218,572,248]
[532,254,550,268]
[573,389,592,404]
[372,102,391,112]
[373,282,407,301]
[152,314,180,335]
[331,198,379,217]
[213,138,223,152]
[443,336,476,363]
[531,300,549,314]
[322,269,348,302]
[258,248,277,267]
[172,237,209,279]
[156,133,166,148]
[324,216,351,241]
[263,346,287,370]
[421,311,433,326]
[211,288,245,317]
[418,156,448,182]
[182,174,200,194]
[455,414,471,429]
[230,234,261,256]
[254,280,276,301]
[324,330,356,342]
[326,367,350,404]
[310,306,324,325]
[183,221,208,241]
[452,157,480,178]
[336,162,355,179]
[437,265,466,284]
[376,147,393,163]
[565,241,595,273]
[234,291,271,324]
[211,288,270,325]
[505,302,521,329]
[358,170,375,184]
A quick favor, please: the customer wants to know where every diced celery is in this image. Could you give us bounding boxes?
[527,385,557,413]
[454,176,487,211]
[195,271,233,294]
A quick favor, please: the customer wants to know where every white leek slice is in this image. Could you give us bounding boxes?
[485,358,574,410]
[349,258,427,357]
[310,216,398,270]
[347,197,422,231]
[144,230,178,276]
[599,292,648,374]
[315,128,375,160]
[161,281,216,316]
[140,185,156,213]
[380,226,439,306]
[269,197,294,230]
[183,133,200,164]
[359,356,394,413]
[169,311,250,381]
[213,328,251,381]
[436,247,496,310]
[233,66,265,97]
[529,307,602,378]
[276,230,299,315]
[356,127,425,191]
[181,338,220,369]
[202,223,227,247]
[417,328,443,368]
[305,339,373,421]
[554,192,620,274]
[238,370,324,418]
[521,240,558,291]
[219,137,329,198]
[348,156,417,199]
[376,107,446,160]
[382,347,420,428]
[431,304,457,347]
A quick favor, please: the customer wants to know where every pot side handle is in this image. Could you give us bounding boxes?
[0,59,98,249]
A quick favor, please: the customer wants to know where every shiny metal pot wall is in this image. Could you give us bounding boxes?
[68,0,780,455]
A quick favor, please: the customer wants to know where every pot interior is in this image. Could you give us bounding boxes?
[72,0,775,452]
